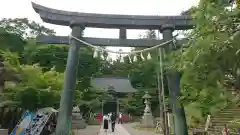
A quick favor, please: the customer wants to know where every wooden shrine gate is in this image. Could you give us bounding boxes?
[31,2,195,135]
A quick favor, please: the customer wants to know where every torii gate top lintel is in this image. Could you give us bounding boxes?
[31,2,194,30]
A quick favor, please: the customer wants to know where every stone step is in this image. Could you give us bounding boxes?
[219,107,240,110]
[212,117,240,121]
[208,128,222,132]
[211,120,234,123]
[211,121,232,124]
[218,111,240,114]
[196,106,240,134]
[211,118,238,121]
[224,105,240,109]
[213,125,228,129]
[218,110,240,113]
[214,116,240,119]
[214,114,240,117]
[212,117,240,120]
[211,123,231,126]
[194,126,226,134]
[220,108,240,110]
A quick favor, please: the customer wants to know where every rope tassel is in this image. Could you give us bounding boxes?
[93,49,98,58]
[120,56,124,63]
[133,55,137,62]
[140,52,145,61]
[128,55,132,63]
[100,51,105,59]
[147,53,151,60]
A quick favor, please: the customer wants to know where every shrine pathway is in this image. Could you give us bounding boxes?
[122,123,163,135]
[98,124,131,135]
[72,125,100,135]
[73,123,163,135]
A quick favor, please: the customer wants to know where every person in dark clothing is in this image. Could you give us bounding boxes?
[110,112,117,132]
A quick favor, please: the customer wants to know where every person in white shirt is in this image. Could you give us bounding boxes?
[108,112,112,118]
[103,114,109,133]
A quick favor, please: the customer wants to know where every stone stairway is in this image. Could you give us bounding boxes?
[206,104,240,134]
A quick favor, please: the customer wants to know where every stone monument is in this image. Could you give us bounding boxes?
[140,92,155,128]
[71,106,87,129]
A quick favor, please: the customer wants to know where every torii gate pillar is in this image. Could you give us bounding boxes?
[161,25,188,135]
[55,24,84,135]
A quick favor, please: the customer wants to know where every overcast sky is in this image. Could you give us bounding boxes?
[0,0,198,58]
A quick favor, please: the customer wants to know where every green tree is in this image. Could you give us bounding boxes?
[0,18,55,38]
[168,0,240,125]
[2,53,64,109]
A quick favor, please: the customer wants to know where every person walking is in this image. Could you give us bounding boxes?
[110,112,117,132]
[103,114,109,134]
[118,112,123,124]
[128,113,132,122]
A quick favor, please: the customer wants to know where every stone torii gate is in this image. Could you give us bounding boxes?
[31,2,194,135]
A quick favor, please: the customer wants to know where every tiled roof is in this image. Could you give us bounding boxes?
[90,77,137,93]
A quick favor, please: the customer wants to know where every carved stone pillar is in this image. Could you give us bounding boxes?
[55,23,84,135]
[160,24,188,135]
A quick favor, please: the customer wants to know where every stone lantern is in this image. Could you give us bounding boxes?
[72,106,81,117]
[141,91,155,128]
[71,106,86,129]
[143,92,151,114]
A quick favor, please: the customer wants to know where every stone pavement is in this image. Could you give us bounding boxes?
[73,122,163,135]
[72,125,101,135]
[122,123,163,135]
[98,124,131,135]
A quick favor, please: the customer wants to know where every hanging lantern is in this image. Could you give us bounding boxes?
[133,55,137,62]
[147,53,152,60]
[140,52,145,61]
